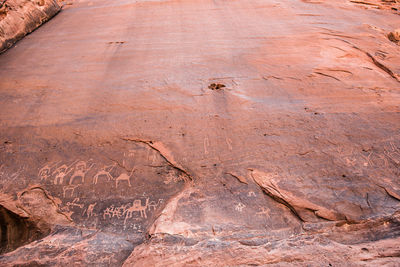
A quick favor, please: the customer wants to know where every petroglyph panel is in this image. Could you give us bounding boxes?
[0,141,189,234]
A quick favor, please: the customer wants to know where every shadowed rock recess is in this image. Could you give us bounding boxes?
[0,0,400,266]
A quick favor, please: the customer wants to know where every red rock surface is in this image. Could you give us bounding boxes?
[0,0,60,52]
[0,0,400,265]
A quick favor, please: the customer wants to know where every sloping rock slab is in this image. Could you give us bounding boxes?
[0,226,135,266]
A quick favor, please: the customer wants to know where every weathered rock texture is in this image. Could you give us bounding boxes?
[0,0,400,266]
[0,0,60,53]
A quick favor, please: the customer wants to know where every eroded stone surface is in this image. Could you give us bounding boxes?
[0,227,134,266]
[0,0,60,53]
[0,0,400,265]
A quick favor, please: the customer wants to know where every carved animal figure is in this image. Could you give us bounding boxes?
[115,168,135,188]
[63,185,78,197]
[93,164,115,184]
[38,165,51,181]
[54,165,72,185]
[38,162,59,182]
[127,150,136,158]
[69,161,94,185]
[148,199,164,211]
[124,198,149,225]
[53,161,76,185]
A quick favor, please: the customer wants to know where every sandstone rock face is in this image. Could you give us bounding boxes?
[388,29,400,44]
[0,0,400,266]
[0,0,60,53]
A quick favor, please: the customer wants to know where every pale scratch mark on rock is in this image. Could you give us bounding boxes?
[204,136,210,155]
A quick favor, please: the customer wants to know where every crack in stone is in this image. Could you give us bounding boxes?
[249,172,305,222]
[376,184,400,202]
[338,39,400,83]
[120,137,193,181]
[225,172,248,184]
[250,170,350,223]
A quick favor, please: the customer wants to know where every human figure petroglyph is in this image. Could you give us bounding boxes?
[148,199,164,211]
[235,203,246,212]
[83,203,97,218]
[103,204,125,219]
[63,185,78,198]
[248,191,256,197]
[257,207,270,217]
[112,206,124,219]
[124,198,149,225]
[103,205,114,219]
[345,157,357,167]
[69,161,94,185]
[93,164,115,184]
[66,198,84,209]
[115,168,135,188]
[53,161,77,185]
